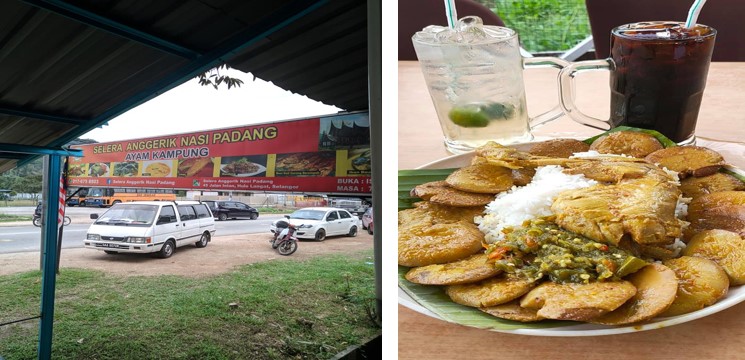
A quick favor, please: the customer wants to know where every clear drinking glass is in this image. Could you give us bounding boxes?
[412,16,568,154]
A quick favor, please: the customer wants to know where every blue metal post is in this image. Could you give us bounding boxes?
[38,155,62,360]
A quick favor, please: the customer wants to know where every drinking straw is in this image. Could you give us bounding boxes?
[444,0,458,28]
[685,0,708,28]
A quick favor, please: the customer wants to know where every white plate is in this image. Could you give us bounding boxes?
[399,139,745,336]
[220,163,266,177]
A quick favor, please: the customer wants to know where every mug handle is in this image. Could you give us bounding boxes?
[558,58,614,130]
[523,57,570,129]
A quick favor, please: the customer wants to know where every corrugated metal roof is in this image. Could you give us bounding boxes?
[0,0,368,172]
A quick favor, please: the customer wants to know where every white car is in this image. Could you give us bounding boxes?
[84,201,216,258]
[270,207,359,241]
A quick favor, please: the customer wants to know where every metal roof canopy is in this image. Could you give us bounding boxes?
[0,1,376,358]
[0,0,368,173]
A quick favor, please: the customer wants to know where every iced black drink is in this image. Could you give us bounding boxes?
[609,22,716,144]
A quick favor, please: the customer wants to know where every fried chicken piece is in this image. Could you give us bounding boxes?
[551,176,685,246]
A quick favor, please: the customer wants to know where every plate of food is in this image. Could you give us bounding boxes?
[142,161,172,177]
[67,164,86,177]
[351,149,372,171]
[220,158,265,177]
[113,161,138,177]
[88,163,109,177]
[398,127,745,336]
[178,158,214,177]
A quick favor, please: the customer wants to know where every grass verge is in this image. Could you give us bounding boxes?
[0,250,379,359]
[0,214,31,222]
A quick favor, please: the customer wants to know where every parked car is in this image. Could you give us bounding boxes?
[329,198,369,218]
[270,207,358,241]
[83,201,216,258]
[203,200,259,221]
[361,207,373,235]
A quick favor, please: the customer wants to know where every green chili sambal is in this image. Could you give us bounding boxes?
[485,218,647,284]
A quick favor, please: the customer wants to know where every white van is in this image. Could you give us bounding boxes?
[84,201,216,258]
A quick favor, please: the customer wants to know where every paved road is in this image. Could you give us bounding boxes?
[0,206,289,254]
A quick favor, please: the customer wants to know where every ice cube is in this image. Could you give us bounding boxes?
[416,16,514,45]
[655,30,671,38]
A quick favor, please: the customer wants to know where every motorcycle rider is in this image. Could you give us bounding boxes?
[34,201,42,218]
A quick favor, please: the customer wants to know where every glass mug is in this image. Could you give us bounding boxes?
[412,16,568,154]
[559,21,717,145]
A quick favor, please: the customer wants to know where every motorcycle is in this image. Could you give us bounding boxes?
[33,204,71,227]
[271,221,298,256]
[271,218,290,246]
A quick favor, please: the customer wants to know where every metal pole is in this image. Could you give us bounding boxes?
[38,155,62,360]
[367,0,382,324]
[39,158,50,270]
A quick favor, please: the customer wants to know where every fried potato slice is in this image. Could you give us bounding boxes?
[445,162,514,194]
[520,281,636,321]
[661,256,729,317]
[686,191,745,239]
[405,253,501,285]
[411,181,494,207]
[445,275,535,308]
[679,172,745,199]
[398,221,484,267]
[529,138,591,158]
[683,229,745,285]
[398,201,483,227]
[589,131,663,158]
[590,263,678,325]
[481,300,544,322]
[645,146,725,178]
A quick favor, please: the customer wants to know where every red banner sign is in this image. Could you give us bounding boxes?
[68,112,371,195]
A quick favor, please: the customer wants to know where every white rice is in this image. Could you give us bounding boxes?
[570,150,634,159]
[475,165,598,243]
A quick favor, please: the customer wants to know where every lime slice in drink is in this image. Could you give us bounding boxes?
[448,102,516,128]
[448,104,490,128]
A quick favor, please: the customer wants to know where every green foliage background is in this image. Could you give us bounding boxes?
[477,0,591,53]
[0,138,96,197]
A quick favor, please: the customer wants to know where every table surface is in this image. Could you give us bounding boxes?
[397,60,745,359]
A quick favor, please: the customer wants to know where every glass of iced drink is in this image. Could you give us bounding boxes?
[559,21,716,145]
[412,16,568,154]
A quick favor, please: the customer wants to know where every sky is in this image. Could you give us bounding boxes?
[82,68,342,143]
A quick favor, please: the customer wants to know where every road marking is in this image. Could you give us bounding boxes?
[0,239,14,242]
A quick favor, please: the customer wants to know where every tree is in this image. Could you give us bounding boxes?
[196,64,245,90]
[12,174,42,198]
[0,137,94,197]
